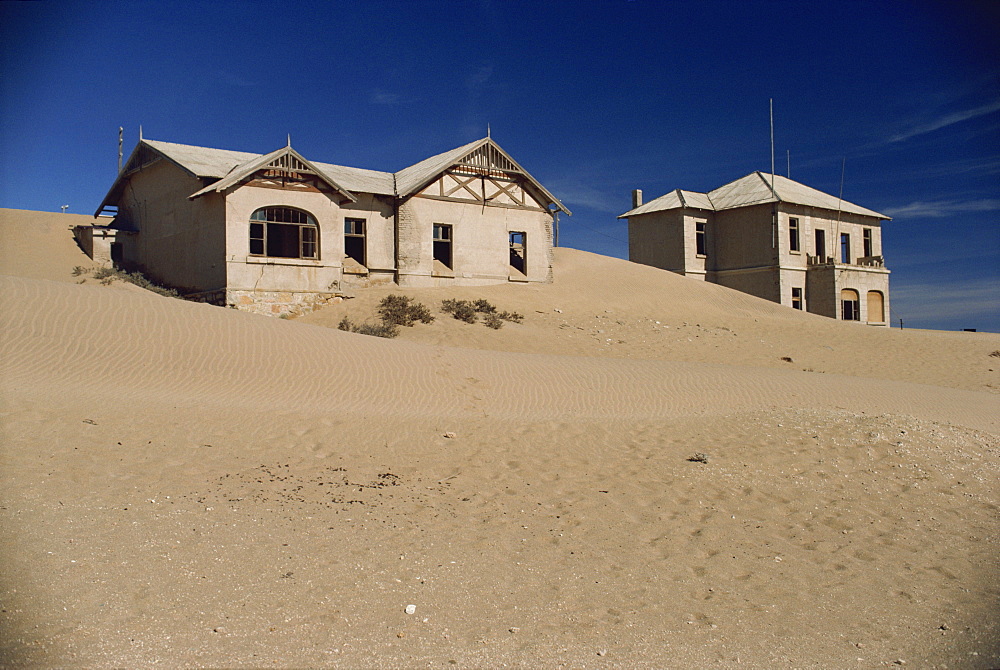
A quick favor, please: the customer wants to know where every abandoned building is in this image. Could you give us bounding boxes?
[621,172,891,326]
[84,136,569,315]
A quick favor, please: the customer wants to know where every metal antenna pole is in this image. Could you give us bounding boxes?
[118,127,123,173]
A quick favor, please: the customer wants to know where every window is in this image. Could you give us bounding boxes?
[509,231,526,274]
[433,224,452,269]
[344,218,366,266]
[249,207,318,259]
[840,233,851,264]
[789,217,800,252]
[695,221,707,256]
[791,287,803,310]
[841,289,860,321]
[867,291,884,323]
[815,229,826,259]
[863,228,873,258]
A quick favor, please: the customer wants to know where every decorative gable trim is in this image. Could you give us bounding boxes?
[188,146,357,203]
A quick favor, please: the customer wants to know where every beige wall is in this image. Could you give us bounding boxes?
[115,159,227,292]
[397,196,553,287]
[224,185,344,295]
[628,210,685,272]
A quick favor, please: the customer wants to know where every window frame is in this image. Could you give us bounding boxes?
[695,221,707,257]
[840,233,851,264]
[789,217,801,253]
[791,287,803,310]
[433,223,453,270]
[815,228,826,259]
[249,206,319,260]
[863,228,873,258]
[509,231,526,274]
[344,217,366,266]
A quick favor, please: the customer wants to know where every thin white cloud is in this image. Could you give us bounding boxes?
[889,99,1000,143]
[369,89,403,105]
[883,198,1000,219]
[891,280,1000,324]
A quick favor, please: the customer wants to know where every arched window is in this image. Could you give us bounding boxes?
[867,291,885,324]
[841,289,860,321]
[249,207,318,259]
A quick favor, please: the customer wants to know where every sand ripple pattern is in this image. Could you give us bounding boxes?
[2,276,997,430]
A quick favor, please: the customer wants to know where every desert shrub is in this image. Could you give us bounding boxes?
[483,312,503,329]
[338,316,399,338]
[443,298,523,327]
[441,298,478,324]
[378,294,434,327]
[498,310,523,324]
[473,298,496,314]
[78,266,180,297]
[92,266,116,280]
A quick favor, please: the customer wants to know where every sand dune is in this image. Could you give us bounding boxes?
[1,211,998,668]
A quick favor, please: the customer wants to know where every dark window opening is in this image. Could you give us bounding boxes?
[509,231,526,274]
[841,289,860,321]
[815,229,826,259]
[249,207,318,259]
[110,242,123,264]
[696,221,707,256]
[863,228,873,257]
[344,218,366,266]
[840,233,851,264]
[791,287,803,310]
[789,217,800,252]
[433,224,452,269]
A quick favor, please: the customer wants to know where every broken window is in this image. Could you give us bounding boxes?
[791,287,803,310]
[841,288,860,321]
[863,228,873,258]
[433,224,453,269]
[815,228,826,259]
[344,218,366,266]
[249,207,319,259]
[789,217,800,252]
[509,231,526,274]
[840,233,851,264]
[695,221,707,256]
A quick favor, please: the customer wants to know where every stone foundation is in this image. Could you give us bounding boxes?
[225,290,346,317]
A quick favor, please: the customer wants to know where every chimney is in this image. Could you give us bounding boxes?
[632,189,643,208]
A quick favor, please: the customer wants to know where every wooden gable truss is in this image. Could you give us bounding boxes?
[188,146,356,204]
[417,144,547,211]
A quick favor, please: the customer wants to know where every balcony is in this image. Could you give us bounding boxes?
[807,254,885,268]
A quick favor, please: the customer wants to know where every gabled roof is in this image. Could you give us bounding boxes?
[188,146,357,203]
[619,189,713,217]
[619,172,889,220]
[395,137,571,214]
[97,137,567,215]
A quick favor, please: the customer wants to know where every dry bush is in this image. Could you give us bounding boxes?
[378,295,434,327]
[337,316,399,338]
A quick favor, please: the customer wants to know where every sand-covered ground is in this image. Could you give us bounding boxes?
[1,208,998,668]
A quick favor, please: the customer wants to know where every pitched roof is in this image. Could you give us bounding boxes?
[395,137,571,214]
[619,172,889,220]
[187,146,357,202]
[97,137,567,214]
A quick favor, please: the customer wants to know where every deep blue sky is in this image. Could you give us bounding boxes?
[2,0,997,331]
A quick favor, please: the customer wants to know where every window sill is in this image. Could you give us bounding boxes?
[696,254,707,259]
[244,256,323,267]
[343,266,368,275]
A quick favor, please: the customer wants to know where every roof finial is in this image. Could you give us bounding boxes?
[139,124,143,141]
[287,133,291,147]
[487,123,491,139]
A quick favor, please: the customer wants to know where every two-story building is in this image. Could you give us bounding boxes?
[84,136,569,316]
[621,172,891,325]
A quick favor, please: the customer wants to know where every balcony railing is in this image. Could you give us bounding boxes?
[807,254,885,268]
